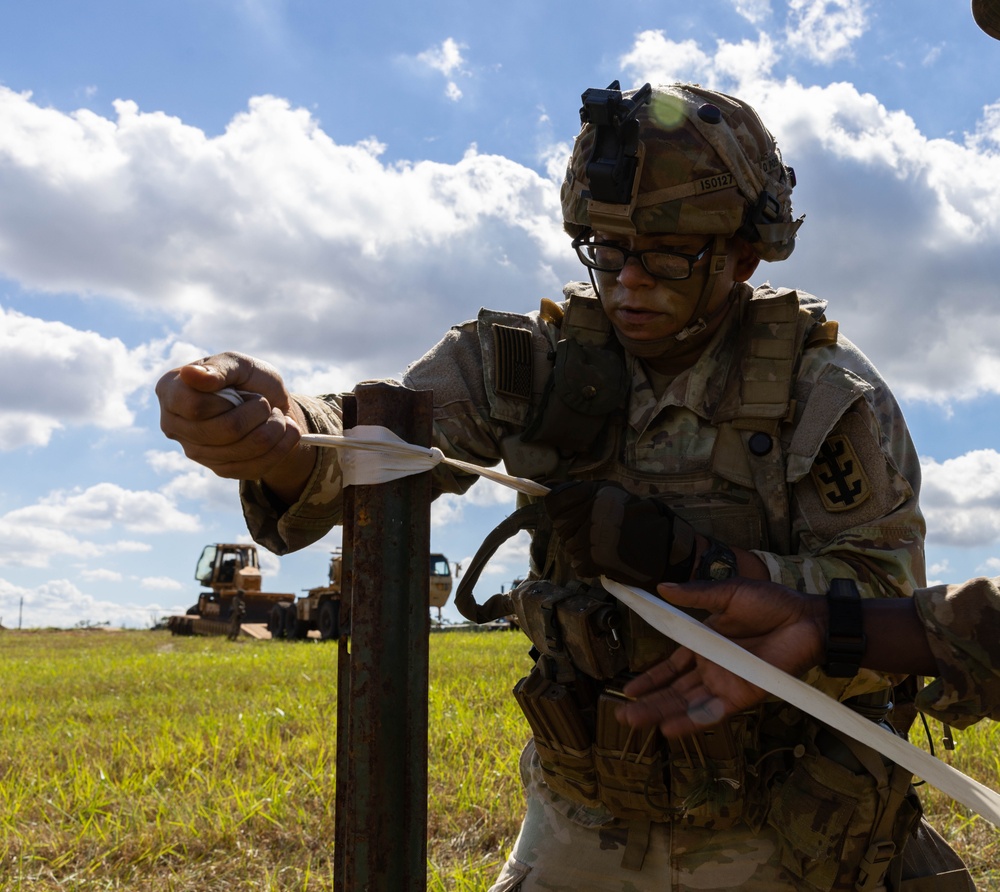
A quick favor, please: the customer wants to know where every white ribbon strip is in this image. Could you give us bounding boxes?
[603,577,1000,828]
[300,428,549,496]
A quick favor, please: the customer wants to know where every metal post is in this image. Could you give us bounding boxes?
[334,383,433,891]
[335,394,357,889]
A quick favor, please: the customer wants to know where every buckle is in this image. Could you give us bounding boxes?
[855,840,896,891]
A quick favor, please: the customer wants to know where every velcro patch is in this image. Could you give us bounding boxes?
[810,434,871,513]
[493,325,533,400]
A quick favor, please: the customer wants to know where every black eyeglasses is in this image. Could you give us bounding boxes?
[572,234,714,281]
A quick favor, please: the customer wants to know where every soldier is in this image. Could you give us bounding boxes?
[615,576,1000,738]
[226,589,246,641]
[157,82,969,890]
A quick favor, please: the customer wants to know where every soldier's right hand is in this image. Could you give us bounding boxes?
[156,352,316,497]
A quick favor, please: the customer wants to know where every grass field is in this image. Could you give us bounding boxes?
[0,628,997,890]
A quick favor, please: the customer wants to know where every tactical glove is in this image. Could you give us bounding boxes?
[543,480,699,589]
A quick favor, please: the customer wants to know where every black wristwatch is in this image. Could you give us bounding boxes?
[696,542,738,581]
[823,578,867,677]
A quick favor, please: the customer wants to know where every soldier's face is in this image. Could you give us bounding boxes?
[593,232,736,344]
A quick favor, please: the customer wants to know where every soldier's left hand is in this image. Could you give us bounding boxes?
[543,480,698,589]
[616,579,826,737]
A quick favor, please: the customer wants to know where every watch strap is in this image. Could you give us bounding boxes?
[823,578,866,678]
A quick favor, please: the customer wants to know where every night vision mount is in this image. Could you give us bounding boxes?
[579,80,653,205]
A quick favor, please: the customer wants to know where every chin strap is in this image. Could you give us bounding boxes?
[671,235,732,342]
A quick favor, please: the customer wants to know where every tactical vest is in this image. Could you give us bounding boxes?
[459,284,922,889]
[480,281,838,575]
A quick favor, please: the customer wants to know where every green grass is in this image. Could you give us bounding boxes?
[1,628,997,889]
[0,628,529,891]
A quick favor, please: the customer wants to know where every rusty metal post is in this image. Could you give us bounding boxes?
[334,383,432,891]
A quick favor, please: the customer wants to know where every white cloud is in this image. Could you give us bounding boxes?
[8,482,200,534]
[920,450,1000,547]
[160,466,243,512]
[0,576,172,629]
[147,448,247,513]
[140,576,184,590]
[733,0,772,25]
[540,140,572,183]
[0,482,196,568]
[0,35,996,421]
[785,0,868,64]
[0,88,568,394]
[922,46,942,66]
[418,37,467,77]
[620,33,735,86]
[416,38,469,101]
[80,568,124,582]
[431,477,517,529]
[0,307,165,449]
[453,530,531,589]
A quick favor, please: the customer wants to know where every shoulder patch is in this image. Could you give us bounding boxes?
[794,408,913,545]
[810,433,871,512]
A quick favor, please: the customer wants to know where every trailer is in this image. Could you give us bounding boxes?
[266,550,455,640]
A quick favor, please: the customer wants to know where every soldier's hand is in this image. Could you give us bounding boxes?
[156,351,314,495]
[616,579,826,737]
[543,480,698,588]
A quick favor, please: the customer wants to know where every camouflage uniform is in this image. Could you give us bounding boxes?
[915,577,1000,729]
[237,82,969,890]
[239,282,936,892]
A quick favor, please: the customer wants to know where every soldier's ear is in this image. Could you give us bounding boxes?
[732,238,760,282]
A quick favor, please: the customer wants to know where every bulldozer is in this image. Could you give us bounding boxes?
[266,550,455,640]
[167,543,295,637]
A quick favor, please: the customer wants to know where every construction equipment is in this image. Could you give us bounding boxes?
[167,542,456,640]
[267,550,455,640]
[167,543,294,637]
[428,553,454,620]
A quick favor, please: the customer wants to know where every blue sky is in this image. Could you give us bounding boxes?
[2,0,1000,628]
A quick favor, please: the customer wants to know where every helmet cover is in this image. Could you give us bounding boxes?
[561,83,803,262]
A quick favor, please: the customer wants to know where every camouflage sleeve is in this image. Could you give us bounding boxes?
[751,333,925,604]
[239,393,348,555]
[238,318,512,555]
[401,318,509,497]
[913,578,1000,729]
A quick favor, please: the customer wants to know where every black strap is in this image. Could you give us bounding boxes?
[823,577,866,677]
[453,502,542,624]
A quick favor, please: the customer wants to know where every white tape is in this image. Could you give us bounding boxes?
[300,428,549,496]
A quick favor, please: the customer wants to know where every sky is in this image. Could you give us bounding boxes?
[1,0,1000,629]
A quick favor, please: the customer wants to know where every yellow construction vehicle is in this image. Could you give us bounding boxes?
[167,543,294,637]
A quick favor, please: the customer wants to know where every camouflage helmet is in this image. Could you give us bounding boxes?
[561,82,803,262]
[972,0,1000,40]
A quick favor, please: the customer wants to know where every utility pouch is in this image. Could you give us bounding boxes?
[511,579,627,681]
[667,719,748,830]
[592,690,673,821]
[513,666,598,804]
[767,724,919,892]
[521,337,627,454]
[767,742,882,891]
